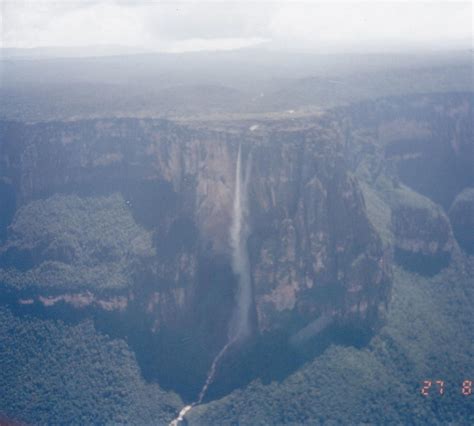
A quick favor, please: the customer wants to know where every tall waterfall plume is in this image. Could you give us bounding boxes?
[198,143,253,400]
[170,144,252,424]
[229,143,253,341]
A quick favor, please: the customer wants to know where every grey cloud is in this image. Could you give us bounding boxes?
[1,1,471,50]
[142,3,273,41]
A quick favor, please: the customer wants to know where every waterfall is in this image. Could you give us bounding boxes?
[229,143,252,341]
[170,144,252,424]
[198,143,252,400]
[196,339,234,404]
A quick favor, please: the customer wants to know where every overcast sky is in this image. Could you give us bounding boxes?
[1,1,472,51]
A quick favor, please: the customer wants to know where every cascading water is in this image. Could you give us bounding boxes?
[229,143,253,342]
[170,144,252,425]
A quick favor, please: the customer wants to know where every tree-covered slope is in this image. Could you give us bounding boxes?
[0,307,182,424]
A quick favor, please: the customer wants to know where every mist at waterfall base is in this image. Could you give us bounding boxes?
[171,145,252,424]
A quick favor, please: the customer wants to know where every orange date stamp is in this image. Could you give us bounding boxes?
[420,380,472,396]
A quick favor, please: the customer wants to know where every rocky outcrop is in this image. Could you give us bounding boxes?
[391,190,456,275]
[449,187,474,254]
[0,116,391,397]
[342,92,474,209]
[338,93,473,276]
[0,118,390,340]
[248,127,390,336]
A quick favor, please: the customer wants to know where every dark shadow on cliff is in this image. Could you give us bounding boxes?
[0,182,16,243]
[94,254,238,403]
[394,248,450,277]
[201,322,375,403]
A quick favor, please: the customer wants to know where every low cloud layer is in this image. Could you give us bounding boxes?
[1,1,472,51]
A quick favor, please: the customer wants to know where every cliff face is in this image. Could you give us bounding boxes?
[247,127,389,335]
[391,195,455,276]
[341,93,473,270]
[1,92,473,406]
[449,188,474,254]
[1,92,472,401]
[0,117,390,395]
[0,117,389,326]
[343,92,474,210]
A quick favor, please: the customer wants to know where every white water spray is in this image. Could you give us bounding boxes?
[169,405,193,426]
[170,144,252,425]
[229,143,253,341]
